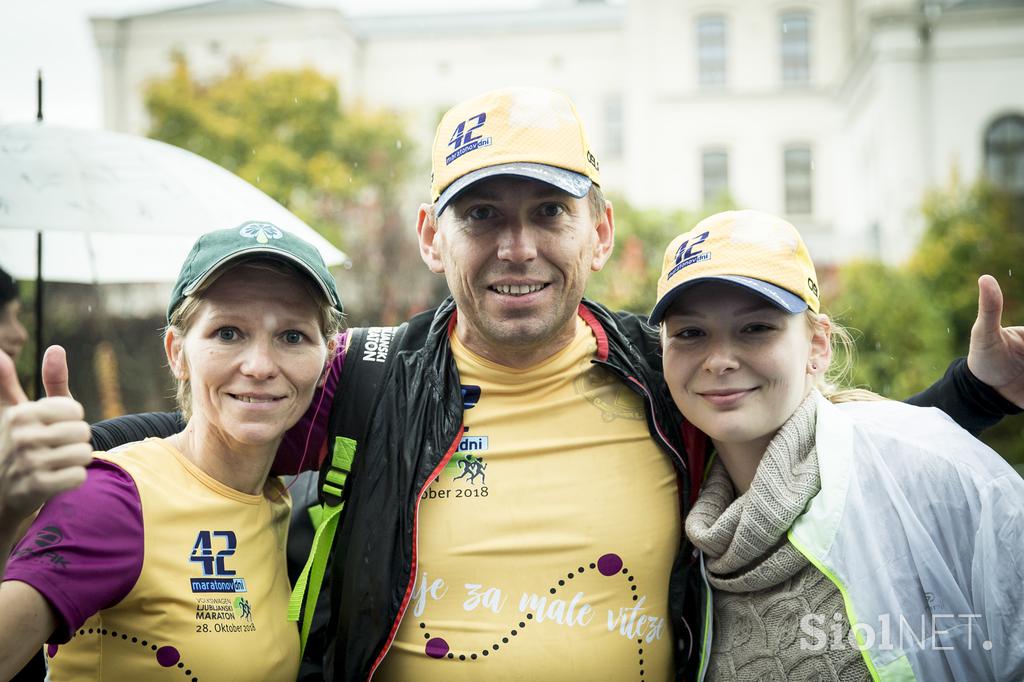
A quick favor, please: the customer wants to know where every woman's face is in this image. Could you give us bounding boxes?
[167,265,327,451]
[661,281,827,460]
[0,298,28,360]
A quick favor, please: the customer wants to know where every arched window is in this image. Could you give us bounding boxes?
[985,114,1024,195]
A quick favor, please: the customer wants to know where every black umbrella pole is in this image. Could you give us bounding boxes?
[35,231,43,400]
[34,71,44,398]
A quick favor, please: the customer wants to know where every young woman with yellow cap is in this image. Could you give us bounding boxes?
[649,210,1024,681]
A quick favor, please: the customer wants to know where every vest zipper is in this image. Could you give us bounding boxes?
[696,552,714,681]
[365,424,464,679]
[618,370,687,473]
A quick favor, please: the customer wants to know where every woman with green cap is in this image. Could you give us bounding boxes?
[0,222,343,681]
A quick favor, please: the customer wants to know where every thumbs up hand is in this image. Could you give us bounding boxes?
[968,275,1024,408]
[0,346,92,528]
[41,345,73,400]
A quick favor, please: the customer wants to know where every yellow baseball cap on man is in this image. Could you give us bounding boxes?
[649,210,820,325]
[430,86,602,215]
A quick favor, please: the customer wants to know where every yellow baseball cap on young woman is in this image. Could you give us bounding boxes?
[649,210,820,325]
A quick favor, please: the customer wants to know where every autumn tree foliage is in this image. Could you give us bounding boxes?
[145,55,441,324]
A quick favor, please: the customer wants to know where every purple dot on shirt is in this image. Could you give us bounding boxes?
[598,553,623,576]
[156,646,180,667]
[425,637,449,659]
[46,644,58,658]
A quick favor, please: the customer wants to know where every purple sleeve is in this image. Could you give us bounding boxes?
[3,459,144,643]
[272,330,348,475]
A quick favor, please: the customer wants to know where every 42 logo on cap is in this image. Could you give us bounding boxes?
[446,112,491,165]
[668,230,711,280]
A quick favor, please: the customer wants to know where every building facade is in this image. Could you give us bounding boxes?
[92,0,1024,263]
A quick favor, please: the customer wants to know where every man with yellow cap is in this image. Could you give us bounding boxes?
[325,87,692,681]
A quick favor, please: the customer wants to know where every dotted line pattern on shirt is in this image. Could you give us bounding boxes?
[418,552,649,680]
[48,627,197,681]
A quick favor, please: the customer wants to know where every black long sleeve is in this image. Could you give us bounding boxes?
[89,411,185,451]
[905,357,1021,436]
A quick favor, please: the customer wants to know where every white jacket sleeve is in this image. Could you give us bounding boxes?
[972,470,1024,680]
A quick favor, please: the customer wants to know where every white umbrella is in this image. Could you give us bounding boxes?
[0,122,349,283]
[0,122,350,397]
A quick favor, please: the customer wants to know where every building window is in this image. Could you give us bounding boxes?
[781,11,811,85]
[702,149,729,205]
[697,15,727,88]
[784,146,813,214]
[985,114,1024,196]
[605,95,624,157]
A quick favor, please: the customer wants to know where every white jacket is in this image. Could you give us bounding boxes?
[695,393,1024,681]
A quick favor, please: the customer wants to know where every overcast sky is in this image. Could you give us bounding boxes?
[0,0,537,129]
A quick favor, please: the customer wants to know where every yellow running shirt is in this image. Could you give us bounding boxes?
[376,315,682,682]
[41,439,299,681]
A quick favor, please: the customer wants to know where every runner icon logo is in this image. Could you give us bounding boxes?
[453,454,487,485]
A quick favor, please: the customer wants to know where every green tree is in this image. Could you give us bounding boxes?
[911,181,1024,348]
[827,261,954,399]
[145,55,438,325]
[832,180,1023,466]
[909,180,1024,465]
[587,194,730,314]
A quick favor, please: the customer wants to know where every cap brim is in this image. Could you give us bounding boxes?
[435,162,593,215]
[649,275,808,325]
[183,246,340,310]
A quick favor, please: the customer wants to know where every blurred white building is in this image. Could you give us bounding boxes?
[92,0,1024,263]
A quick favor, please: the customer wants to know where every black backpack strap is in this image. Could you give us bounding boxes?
[320,325,405,501]
[289,325,404,657]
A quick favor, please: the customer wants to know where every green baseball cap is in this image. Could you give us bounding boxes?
[167,221,343,321]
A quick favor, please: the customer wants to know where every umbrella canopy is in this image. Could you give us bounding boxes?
[0,122,349,283]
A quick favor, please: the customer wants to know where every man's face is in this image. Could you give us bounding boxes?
[0,299,28,360]
[418,176,613,367]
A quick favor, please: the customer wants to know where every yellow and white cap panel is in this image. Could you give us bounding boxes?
[649,209,820,324]
[430,87,602,214]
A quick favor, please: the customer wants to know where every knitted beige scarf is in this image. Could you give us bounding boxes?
[684,393,870,681]
[685,391,819,591]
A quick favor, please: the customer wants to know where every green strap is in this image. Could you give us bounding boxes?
[289,504,342,655]
[288,436,357,657]
[307,504,324,530]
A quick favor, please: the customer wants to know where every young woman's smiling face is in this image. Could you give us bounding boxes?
[661,281,827,462]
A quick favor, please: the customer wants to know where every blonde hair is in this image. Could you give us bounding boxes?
[166,258,344,420]
[806,310,885,404]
